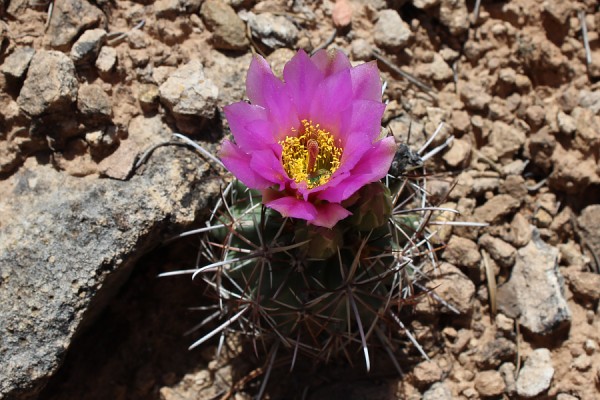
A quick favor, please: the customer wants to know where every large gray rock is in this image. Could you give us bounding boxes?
[17,51,78,117]
[496,228,571,335]
[0,147,220,399]
[45,0,106,50]
[1,47,35,80]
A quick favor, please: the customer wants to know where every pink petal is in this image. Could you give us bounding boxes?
[224,102,275,150]
[283,50,325,120]
[264,195,318,221]
[311,202,352,228]
[245,55,299,139]
[317,136,397,203]
[219,140,274,189]
[311,49,352,77]
[249,148,289,190]
[350,61,382,102]
[338,100,386,145]
[309,69,353,134]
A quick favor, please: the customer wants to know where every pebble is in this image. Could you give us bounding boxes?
[429,53,453,81]
[413,0,440,9]
[17,51,78,117]
[459,81,492,111]
[567,271,600,301]
[474,194,520,224]
[95,46,118,79]
[415,262,475,316]
[45,0,105,50]
[442,236,481,269]
[584,339,597,355]
[200,0,249,51]
[516,349,554,398]
[474,370,506,397]
[70,28,107,64]
[155,0,202,18]
[413,360,443,387]
[442,138,471,168]
[137,83,160,113]
[1,47,35,80]
[489,121,526,158]
[374,9,412,50]
[577,205,600,262]
[247,12,299,49]
[439,0,469,36]
[496,229,571,335]
[451,110,470,133]
[422,382,452,400]
[159,59,219,133]
[351,38,372,61]
[77,84,112,120]
[498,362,516,395]
[495,313,514,334]
[557,111,576,134]
[479,234,516,268]
[475,338,517,369]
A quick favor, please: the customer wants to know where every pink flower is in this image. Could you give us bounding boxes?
[220,49,396,228]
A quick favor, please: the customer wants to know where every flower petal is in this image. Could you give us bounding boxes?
[219,140,273,189]
[311,49,352,77]
[249,148,289,190]
[264,195,318,221]
[350,61,382,102]
[309,68,353,134]
[311,202,352,228]
[283,50,325,120]
[224,102,275,150]
[338,100,386,145]
[317,136,397,203]
[246,55,299,139]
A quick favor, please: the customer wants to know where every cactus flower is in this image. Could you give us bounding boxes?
[220,49,396,228]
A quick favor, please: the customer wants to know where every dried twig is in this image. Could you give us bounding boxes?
[579,10,592,72]
[481,249,497,315]
[311,30,337,55]
[372,50,438,97]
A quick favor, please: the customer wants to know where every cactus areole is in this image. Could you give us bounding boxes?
[220,49,396,228]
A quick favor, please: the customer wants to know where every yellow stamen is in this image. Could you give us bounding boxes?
[279,120,343,189]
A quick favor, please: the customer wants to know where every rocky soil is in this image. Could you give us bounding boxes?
[1,0,600,399]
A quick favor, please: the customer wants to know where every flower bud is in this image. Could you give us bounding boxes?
[345,181,392,231]
[296,224,344,260]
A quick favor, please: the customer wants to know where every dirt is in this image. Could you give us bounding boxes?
[2,0,600,399]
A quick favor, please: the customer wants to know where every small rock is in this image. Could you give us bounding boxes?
[451,110,470,133]
[543,1,573,25]
[413,0,440,9]
[77,84,112,120]
[496,229,571,335]
[439,0,469,36]
[159,60,219,133]
[474,370,506,397]
[572,107,600,149]
[584,339,597,355]
[155,0,202,18]
[475,338,517,369]
[17,50,78,117]
[459,81,492,111]
[127,29,148,49]
[566,271,600,301]
[495,313,514,334]
[201,0,249,51]
[45,0,105,50]
[415,262,475,315]
[479,234,516,268]
[499,362,516,395]
[489,121,526,158]
[70,28,107,64]
[578,89,600,114]
[525,104,545,128]
[557,111,576,134]
[442,236,480,269]
[474,194,520,224]
[137,83,160,113]
[516,348,554,397]
[332,0,353,28]
[572,354,591,371]
[413,360,443,387]
[550,144,600,193]
[471,177,500,196]
[429,53,453,81]
[556,394,579,400]
[1,47,35,80]
[527,128,556,173]
[374,9,412,50]
[423,382,452,400]
[442,138,471,168]
[351,38,372,61]
[247,12,299,49]
[95,46,118,79]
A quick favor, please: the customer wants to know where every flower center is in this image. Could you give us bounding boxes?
[279,120,343,189]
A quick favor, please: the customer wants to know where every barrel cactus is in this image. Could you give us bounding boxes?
[164,49,456,381]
